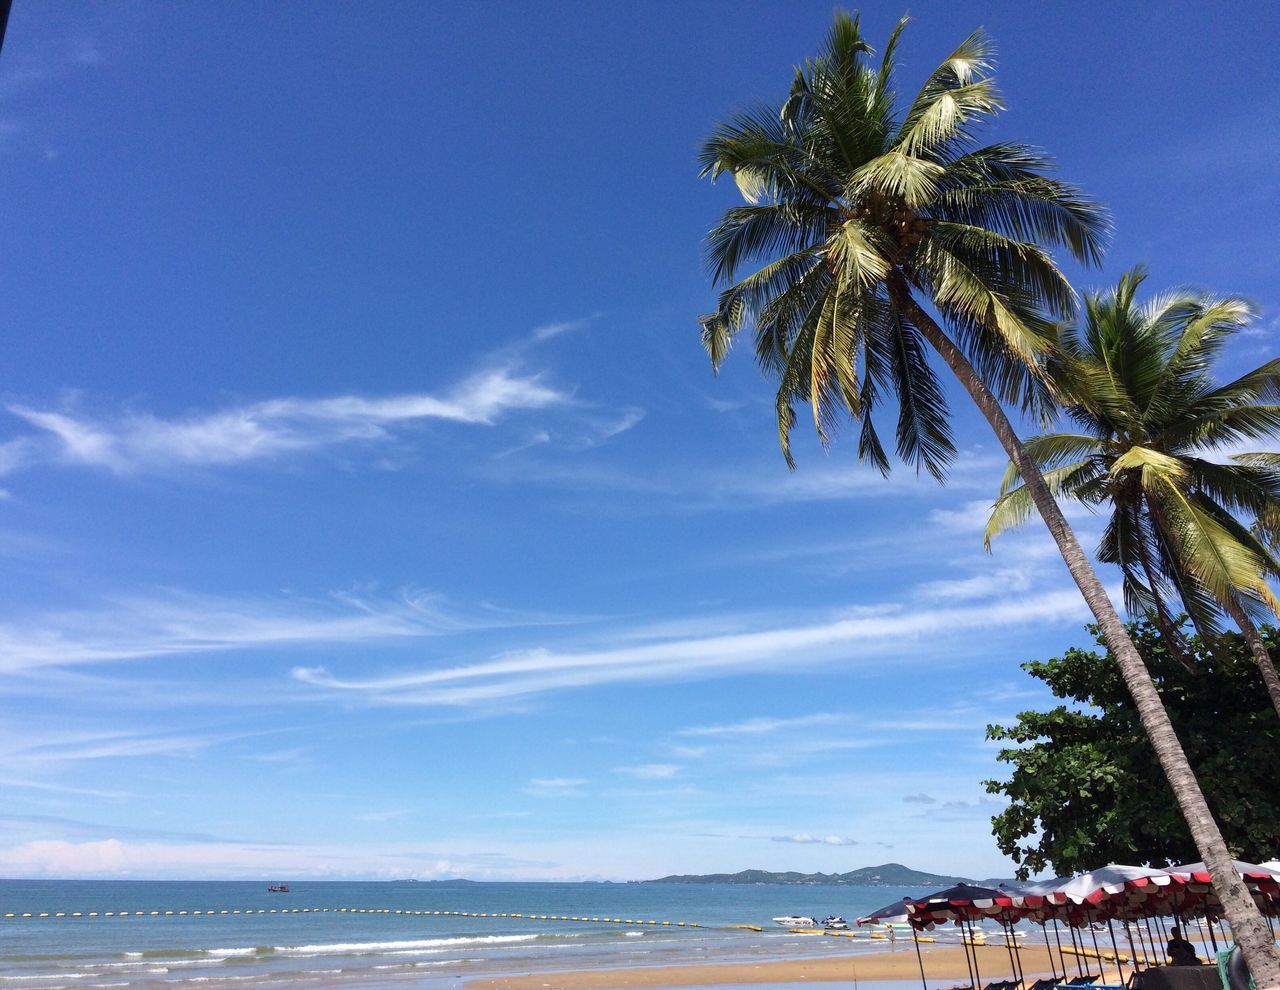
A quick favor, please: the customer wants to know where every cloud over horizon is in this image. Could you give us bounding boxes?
[3,367,568,476]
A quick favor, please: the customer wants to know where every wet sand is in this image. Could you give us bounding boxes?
[465,942,1119,990]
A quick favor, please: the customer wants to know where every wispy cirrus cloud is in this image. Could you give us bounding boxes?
[529,314,600,343]
[0,587,583,675]
[524,777,588,797]
[292,587,1091,709]
[677,713,846,738]
[0,836,561,880]
[614,763,680,780]
[3,367,567,476]
[1,726,261,767]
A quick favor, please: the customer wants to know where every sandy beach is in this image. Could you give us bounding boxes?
[465,942,1114,990]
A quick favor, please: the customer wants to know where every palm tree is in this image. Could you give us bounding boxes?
[698,13,1280,984]
[986,266,1280,718]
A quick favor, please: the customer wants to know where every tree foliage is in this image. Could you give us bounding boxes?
[698,11,1107,474]
[985,267,1280,647]
[985,620,1280,879]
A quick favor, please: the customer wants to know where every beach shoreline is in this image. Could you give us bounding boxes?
[464,943,1086,990]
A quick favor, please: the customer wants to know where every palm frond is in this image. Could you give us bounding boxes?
[932,143,1109,265]
[883,307,954,478]
[704,203,829,285]
[914,234,1056,367]
[1110,445,1190,484]
[984,459,1099,547]
[895,28,1000,159]
[849,150,944,208]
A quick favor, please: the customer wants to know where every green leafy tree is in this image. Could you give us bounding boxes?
[986,267,1280,718]
[986,620,1280,878]
[698,12,1280,981]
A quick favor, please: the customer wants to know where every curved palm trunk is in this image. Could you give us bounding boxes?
[889,281,1280,989]
[1222,598,1280,721]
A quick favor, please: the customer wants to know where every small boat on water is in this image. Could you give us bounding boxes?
[267,883,290,893]
[773,915,818,928]
[822,916,849,930]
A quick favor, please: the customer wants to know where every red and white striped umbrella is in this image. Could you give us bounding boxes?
[1014,865,1185,923]
[1168,862,1280,918]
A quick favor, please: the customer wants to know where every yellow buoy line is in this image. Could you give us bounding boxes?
[1061,943,1155,966]
[0,906,710,929]
[784,927,938,942]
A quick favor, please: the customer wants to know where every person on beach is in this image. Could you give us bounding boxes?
[1167,927,1201,965]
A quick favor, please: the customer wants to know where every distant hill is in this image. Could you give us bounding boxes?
[645,863,974,887]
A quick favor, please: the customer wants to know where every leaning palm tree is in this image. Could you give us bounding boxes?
[698,12,1280,984]
[986,266,1280,718]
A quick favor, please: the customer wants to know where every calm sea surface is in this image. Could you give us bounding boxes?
[0,880,959,990]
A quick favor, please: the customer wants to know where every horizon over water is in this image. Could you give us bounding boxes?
[0,878,971,990]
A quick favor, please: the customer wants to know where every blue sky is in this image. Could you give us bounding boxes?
[1,1,1277,881]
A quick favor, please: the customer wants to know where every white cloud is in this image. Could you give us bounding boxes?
[916,568,1033,603]
[2,727,258,768]
[771,833,858,846]
[0,438,34,476]
[677,714,846,738]
[0,587,573,674]
[530,316,597,342]
[357,809,412,823]
[5,367,567,475]
[523,777,588,797]
[614,763,680,780]
[292,588,1091,708]
[0,837,546,880]
[596,408,645,442]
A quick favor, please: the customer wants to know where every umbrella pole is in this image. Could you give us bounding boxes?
[1106,919,1126,982]
[1002,920,1019,983]
[1044,916,1064,978]
[1137,918,1156,965]
[1087,912,1105,976]
[960,921,979,990]
[1068,922,1087,978]
[1041,921,1058,980]
[1143,916,1161,963]
[912,927,929,990]
[1193,915,1213,960]
[1011,922,1028,987]
[969,918,985,989]
[1131,922,1152,968]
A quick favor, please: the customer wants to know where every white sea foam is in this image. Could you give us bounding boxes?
[203,947,260,958]
[273,934,538,955]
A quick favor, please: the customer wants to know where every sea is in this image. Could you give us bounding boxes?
[0,879,956,990]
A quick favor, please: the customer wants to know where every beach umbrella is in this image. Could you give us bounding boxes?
[1168,862,1280,920]
[1169,861,1280,890]
[906,882,1014,928]
[906,883,1016,990]
[1044,864,1183,920]
[856,897,911,927]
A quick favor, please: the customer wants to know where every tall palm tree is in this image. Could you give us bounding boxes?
[986,267,1280,718]
[698,13,1280,984]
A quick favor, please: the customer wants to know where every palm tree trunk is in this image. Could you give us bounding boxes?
[1221,597,1280,721]
[889,280,1280,989]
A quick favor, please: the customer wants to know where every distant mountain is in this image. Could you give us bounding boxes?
[645,863,974,887]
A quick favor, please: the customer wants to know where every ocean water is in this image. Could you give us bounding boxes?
[0,880,953,990]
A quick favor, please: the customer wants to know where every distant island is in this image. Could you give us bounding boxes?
[645,863,1004,887]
